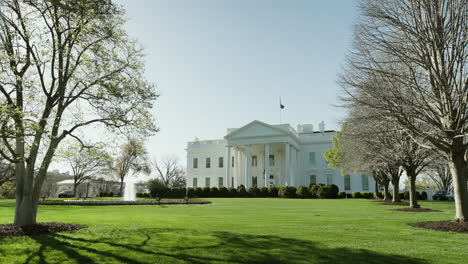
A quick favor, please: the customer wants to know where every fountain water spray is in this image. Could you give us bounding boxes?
[123,178,136,201]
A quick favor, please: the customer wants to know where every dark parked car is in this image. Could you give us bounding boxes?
[432,191,454,201]
[58,190,74,198]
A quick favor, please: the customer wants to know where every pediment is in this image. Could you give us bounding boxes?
[225,120,287,139]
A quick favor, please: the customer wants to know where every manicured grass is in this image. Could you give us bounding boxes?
[0,198,466,264]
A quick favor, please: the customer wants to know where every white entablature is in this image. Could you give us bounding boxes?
[186,120,374,193]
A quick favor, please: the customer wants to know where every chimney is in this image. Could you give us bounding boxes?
[319,121,325,133]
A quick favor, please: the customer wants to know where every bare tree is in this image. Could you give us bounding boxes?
[63,145,112,198]
[0,1,158,225]
[340,0,467,220]
[114,139,151,196]
[426,155,453,191]
[151,156,186,187]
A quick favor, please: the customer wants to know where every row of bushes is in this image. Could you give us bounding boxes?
[146,183,341,199]
[98,192,115,197]
[373,191,428,200]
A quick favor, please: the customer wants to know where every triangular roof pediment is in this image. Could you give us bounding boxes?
[225,120,287,139]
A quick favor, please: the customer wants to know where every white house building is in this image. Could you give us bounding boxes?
[186,120,374,193]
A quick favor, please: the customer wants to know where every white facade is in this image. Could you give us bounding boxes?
[186,120,374,193]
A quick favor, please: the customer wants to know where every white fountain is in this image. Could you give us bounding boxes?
[123,178,136,201]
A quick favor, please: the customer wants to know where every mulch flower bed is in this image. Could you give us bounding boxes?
[374,201,410,206]
[390,208,442,212]
[409,221,468,233]
[0,222,87,237]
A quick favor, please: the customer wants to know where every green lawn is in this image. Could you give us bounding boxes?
[0,198,466,264]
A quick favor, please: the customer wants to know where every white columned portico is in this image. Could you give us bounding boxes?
[225,146,231,187]
[264,144,270,187]
[285,143,290,186]
[244,145,251,188]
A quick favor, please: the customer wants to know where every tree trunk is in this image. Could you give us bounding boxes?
[73,182,78,198]
[374,179,379,199]
[408,171,419,208]
[391,175,401,203]
[448,151,468,222]
[119,178,124,197]
[383,182,391,201]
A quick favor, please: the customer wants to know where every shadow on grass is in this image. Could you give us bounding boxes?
[20,228,428,264]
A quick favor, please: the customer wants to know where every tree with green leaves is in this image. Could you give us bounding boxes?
[0,0,157,225]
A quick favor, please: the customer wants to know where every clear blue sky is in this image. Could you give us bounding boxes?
[114,0,359,163]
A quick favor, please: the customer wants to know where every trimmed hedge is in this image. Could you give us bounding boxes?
[296,186,310,198]
[278,186,297,198]
[338,192,347,199]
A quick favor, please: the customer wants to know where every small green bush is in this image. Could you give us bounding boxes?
[248,187,260,197]
[147,179,168,198]
[338,192,347,199]
[296,186,310,198]
[237,185,247,197]
[328,184,339,198]
[259,187,269,197]
[201,187,211,197]
[310,184,322,198]
[351,192,362,198]
[194,187,203,197]
[218,187,228,197]
[268,186,279,197]
[421,191,428,200]
[227,187,237,197]
[403,192,410,200]
[278,186,297,198]
[186,187,195,198]
[317,186,331,199]
[210,187,219,197]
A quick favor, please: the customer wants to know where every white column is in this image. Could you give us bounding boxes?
[234,148,239,187]
[264,144,270,187]
[244,145,251,189]
[225,146,231,188]
[285,143,290,186]
[291,146,296,186]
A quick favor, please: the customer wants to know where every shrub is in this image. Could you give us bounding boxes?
[172,187,186,198]
[210,187,219,197]
[248,187,259,197]
[186,187,195,198]
[268,186,279,197]
[201,187,211,197]
[296,186,310,198]
[310,184,322,198]
[338,192,347,199]
[403,192,410,200]
[421,191,428,200]
[351,192,362,198]
[227,187,237,197]
[0,182,15,199]
[136,192,150,198]
[194,187,203,197]
[219,187,229,197]
[328,184,339,199]
[259,187,269,197]
[147,179,168,198]
[317,186,331,199]
[278,186,297,198]
[237,185,247,197]
[399,192,405,199]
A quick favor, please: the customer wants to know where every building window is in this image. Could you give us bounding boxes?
[326,173,333,185]
[310,175,317,185]
[219,157,223,168]
[269,155,275,167]
[205,177,210,187]
[193,158,198,169]
[206,158,211,168]
[232,156,234,167]
[218,177,223,187]
[252,156,257,167]
[252,176,258,187]
[193,178,198,188]
[232,177,234,187]
[309,152,316,167]
[344,175,351,191]
[362,175,369,191]
[269,175,274,186]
